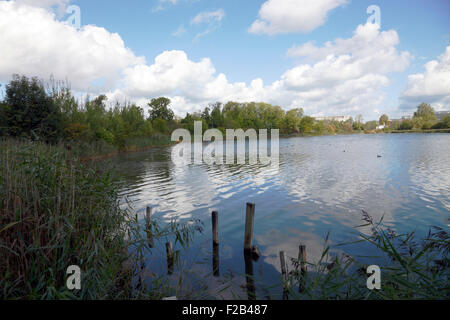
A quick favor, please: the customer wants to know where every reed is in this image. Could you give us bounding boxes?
[0,138,204,300]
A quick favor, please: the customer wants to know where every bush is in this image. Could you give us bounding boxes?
[432,116,450,129]
[399,120,414,130]
[3,75,62,143]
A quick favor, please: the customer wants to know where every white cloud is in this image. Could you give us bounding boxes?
[0,2,413,120]
[279,23,411,117]
[15,0,72,17]
[191,9,225,25]
[249,0,347,35]
[108,23,411,120]
[0,1,145,91]
[401,46,450,111]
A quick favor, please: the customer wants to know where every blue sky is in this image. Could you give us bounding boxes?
[0,0,449,120]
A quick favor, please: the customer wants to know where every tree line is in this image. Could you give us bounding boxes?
[1,75,448,150]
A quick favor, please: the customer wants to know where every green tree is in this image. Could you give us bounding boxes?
[414,103,436,121]
[153,118,168,133]
[364,120,378,131]
[379,114,389,126]
[4,75,62,142]
[201,107,211,128]
[148,97,174,122]
[299,116,314,134]
[210,102,224,128]
[283,109,302,134]
[432,115,450,129]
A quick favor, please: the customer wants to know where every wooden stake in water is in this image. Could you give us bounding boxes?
[298,244,307,293]
[212,211,220,277]
[146,206,154,248]
[212,211,219,246]
[279,251,289,300]
[244,251,256,300]
[166,242,174,275]
[244,203,255,253]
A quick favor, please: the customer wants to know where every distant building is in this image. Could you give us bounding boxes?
[435,111,450,120]
[314,115,352,122]
[376,125,386,130]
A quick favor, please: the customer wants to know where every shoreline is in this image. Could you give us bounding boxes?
[79,141,178,162]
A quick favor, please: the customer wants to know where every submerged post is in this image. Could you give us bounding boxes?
[212,211,220,277]
[166,242,174,275]
[244,203,255,253]
[212,211,219,246]
[280,251,289,300]
[298,244,307,293]
[244,250,256,300]
[146,206,154,248]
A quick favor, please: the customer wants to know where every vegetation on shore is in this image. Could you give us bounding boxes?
[0,75,448,155]
[0,139,200,299]
[281,211,449,300]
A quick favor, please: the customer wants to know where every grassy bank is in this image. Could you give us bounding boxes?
[67,134,175,161]
[0,139,193,299]
[389,128,450,134]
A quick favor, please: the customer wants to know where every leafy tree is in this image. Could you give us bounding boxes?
[364,120,378,131]
[379,114,389,126]
[283,109,301,134]
[201,107,211,128]
[153,118,168,133]
[399,120,414,130]
[4,75,62,142]
[148,97,174,122]
[414,103,436,121]
[299,116,314,134]
[210,102,224,128]
[432,116,450,129]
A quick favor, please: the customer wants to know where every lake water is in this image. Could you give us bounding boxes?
[109,133,450,299]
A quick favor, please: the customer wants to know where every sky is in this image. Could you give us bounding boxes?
[0,0,449,121]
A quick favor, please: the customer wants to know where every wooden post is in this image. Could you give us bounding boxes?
[244,251,255,300]
[212,211,219,246]
[299,245,307,273]
[244,203,255,253]
[166,242,174,275]
[298,244,307,293]
[279,251,288,280]
[212,211,219,277]
[146,206,154,248]
[280,251,289,299]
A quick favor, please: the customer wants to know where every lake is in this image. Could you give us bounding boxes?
[109,133,450,299]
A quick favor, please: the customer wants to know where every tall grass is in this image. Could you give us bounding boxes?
[0,138,201,299]
[281,211,449,300]
[0,139,133,299]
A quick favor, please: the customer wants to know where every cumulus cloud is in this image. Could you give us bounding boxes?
[249,0,347,35]
[401,46,450,111]
[107,23,411,119]
[0,1,145,91]
[279,23,411,117]
[0,2,412,120]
